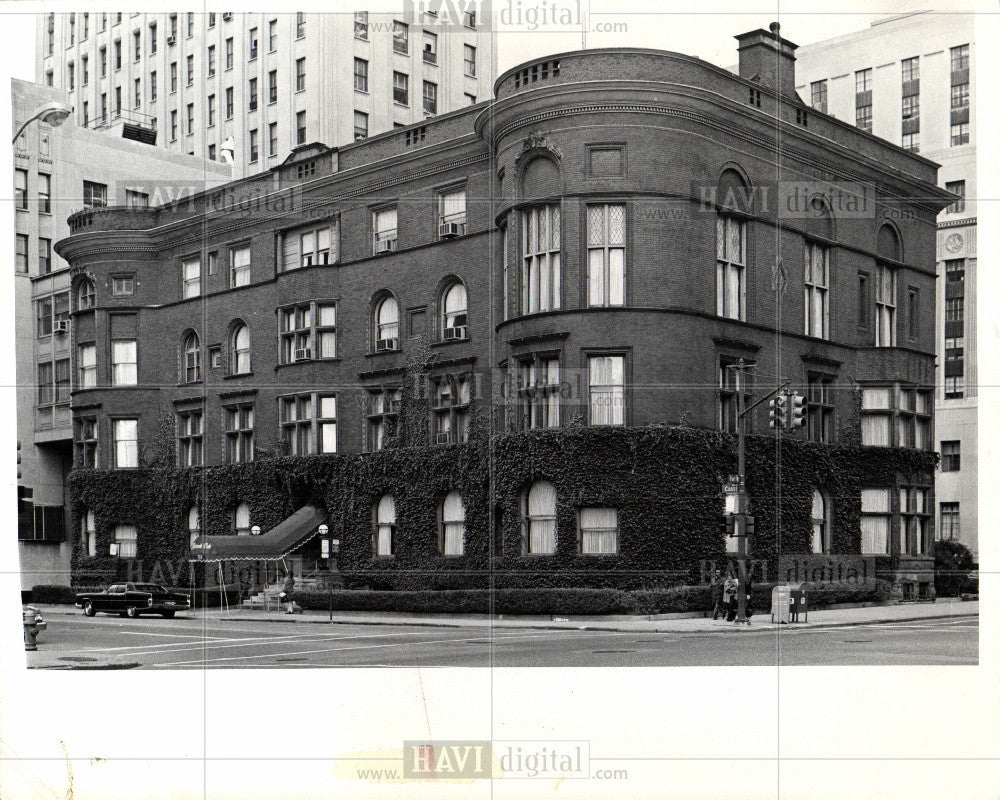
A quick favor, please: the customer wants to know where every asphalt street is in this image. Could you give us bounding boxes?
[26,612,977,669]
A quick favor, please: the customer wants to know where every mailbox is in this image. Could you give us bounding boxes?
[770,585,791,624]
[789,584,808,622]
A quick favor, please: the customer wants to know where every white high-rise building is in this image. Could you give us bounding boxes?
[36,10,494,178]
[13,77,232,589]
[795,12,977,558]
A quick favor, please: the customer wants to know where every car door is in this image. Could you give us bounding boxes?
[106,583,126,611]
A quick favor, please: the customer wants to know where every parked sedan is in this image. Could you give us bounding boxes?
[75,583,191,618]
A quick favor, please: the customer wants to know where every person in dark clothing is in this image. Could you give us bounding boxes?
[723,576,739,621]
[710,570,725,620]
[281,572,295,614]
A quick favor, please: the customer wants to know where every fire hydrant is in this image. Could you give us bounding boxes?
[23,607,46,651]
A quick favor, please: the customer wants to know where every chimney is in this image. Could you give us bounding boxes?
[735,21,799,98]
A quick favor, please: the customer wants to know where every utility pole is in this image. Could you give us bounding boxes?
[727,361,793,625]
[734,358,749,625]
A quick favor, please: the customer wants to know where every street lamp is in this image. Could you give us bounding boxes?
[250,525,261,536]
[12,102,72,144]
[318,524,342,621]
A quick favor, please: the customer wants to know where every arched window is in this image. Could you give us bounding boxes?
[716,168,750,322]
[81,509,97,557]
[375,494,396,556]
[442,281,468,339]
[440,491,465,556]
[374,295,399,351]
[234,501,251,536]
[188,505,201,549]
[523,480,556,554]
[811,490,831,554]
[231,323,251,374]
[182,332,201,382]
[77,279,95,310]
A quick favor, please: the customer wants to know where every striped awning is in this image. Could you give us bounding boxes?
[189,505,326,563]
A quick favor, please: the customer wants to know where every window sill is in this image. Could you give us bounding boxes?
[430,337,470,348]
[223,371,253,380]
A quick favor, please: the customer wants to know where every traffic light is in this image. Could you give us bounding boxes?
[744,515,755,537]
[788,391,807,428]
[768,393,788,429]
[725,514,737,537]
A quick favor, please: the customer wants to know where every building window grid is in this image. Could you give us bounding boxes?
[940,440,960,472]
[807,374,835,444]
[587,204,626,307]
[279,301,336,363]
[112,418,139,469]
[579,508,618,555]
[393,21,408,54]
[804,242,829,339]
[355,12,369,40]
[76,418,98,469]
[516,356,561,431]
[521,205,561,314]
[716,216,746,320]
[230,246,250,288]
[432,375,472,444]
[177,410,204,466]
[939,502,960,541]
[367,388,401,451]
[810,80,827,113]
[224,404,254,463]
[280,393,337,455]
[875,264,896,347]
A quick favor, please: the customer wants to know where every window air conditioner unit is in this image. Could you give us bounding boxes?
[293,348,311,361]
[54,320,70,334]
[222,12,233,21]
[376,338,398,353]
[443,325,467,341]
[375,237,397,254]
[436,432,453,444]
[439,221,464,238]
[166,35,175,45]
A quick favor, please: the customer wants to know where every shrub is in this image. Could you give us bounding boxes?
[31,585,82,605]
[935,540,975,597]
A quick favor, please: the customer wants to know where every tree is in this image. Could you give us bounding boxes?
[934,539,975,597]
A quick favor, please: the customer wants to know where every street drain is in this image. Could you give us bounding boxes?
[59,656,98,662]
[842,639,873,643]
[592,650,634,654]
[273,657,302,662]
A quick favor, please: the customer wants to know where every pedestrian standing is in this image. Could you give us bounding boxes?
[723,576,738,622]
[281,571,295,614]
[710,569,725,620]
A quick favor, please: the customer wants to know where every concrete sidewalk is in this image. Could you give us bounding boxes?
[34,598,978,634]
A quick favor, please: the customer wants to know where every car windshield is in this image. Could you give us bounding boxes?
[132,584,167,592]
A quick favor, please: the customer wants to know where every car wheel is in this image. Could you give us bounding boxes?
[125,605,140,618]
[162,611,175,619]
[83,601,95,617]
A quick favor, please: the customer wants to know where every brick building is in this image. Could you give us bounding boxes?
[55,26,951,597]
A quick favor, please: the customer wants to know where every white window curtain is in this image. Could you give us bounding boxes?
[113,418,138,467]
[374,208,397,244]
[443,283,467,331]
[188,505,201,549]
[231,246,251,287]
[716,216,745,320]
[441,190,466,223]
[235,501,250,535]
[587,204,625,307]
[376,494,396,555]
[114,525,137,558]
[231,325,250,374]
[522,205,561,314]
[861,489,890,554]
[580,507,618,554]
[111,340,137,386]
[376,296,399,342]
[526,481,557,554]
[441,491,465,556]
[804,243,829,339]
[811,490,828,553]
[588,355,625,426]
[83,510,97,556]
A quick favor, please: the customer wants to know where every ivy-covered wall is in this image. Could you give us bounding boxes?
[68,425,936,590]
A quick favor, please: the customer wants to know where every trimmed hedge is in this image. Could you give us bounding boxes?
[29,585,81,605]
[291,581,893,616]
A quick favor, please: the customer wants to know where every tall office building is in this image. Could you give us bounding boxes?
[795,12,978,559]
[13,77,232,588]
[36,10,494,178]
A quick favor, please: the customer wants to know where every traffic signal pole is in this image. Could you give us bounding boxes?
[731,361,792,625]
